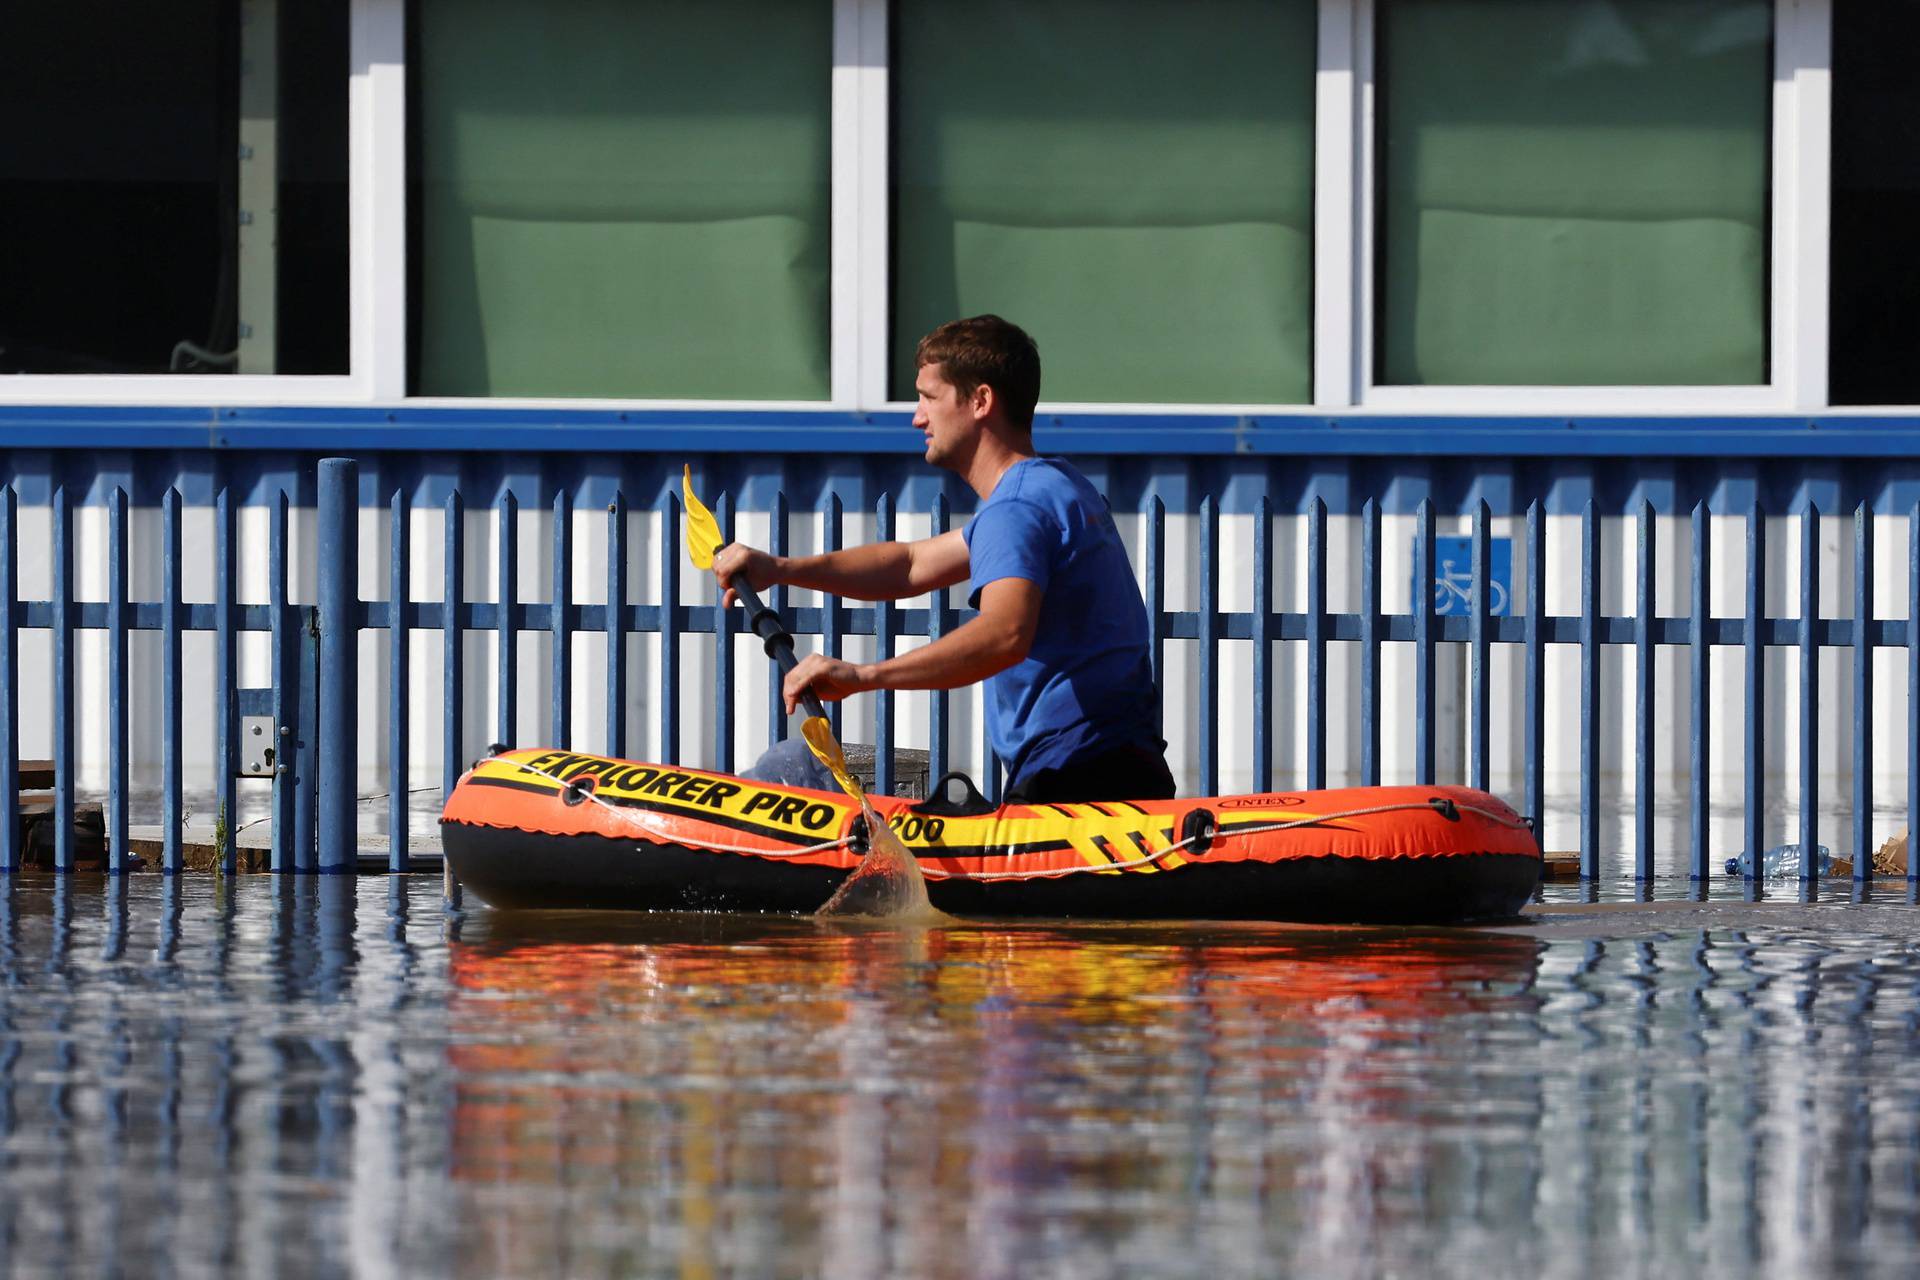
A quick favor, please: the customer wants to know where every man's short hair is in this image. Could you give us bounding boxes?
[914,315,1041,432]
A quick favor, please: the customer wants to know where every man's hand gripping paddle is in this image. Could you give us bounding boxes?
[682,467,937,920]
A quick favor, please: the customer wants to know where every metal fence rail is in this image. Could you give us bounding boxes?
[0,453,1914,887]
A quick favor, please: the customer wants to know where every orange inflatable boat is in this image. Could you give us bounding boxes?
[440,748,1542,923]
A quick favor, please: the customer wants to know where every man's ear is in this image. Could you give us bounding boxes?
[970,381,995,421]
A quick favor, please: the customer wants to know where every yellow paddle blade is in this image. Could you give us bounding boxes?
[801,715,864,801]
[682,464,723,571]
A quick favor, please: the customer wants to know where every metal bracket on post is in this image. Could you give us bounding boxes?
[268,611,319,873]
[233,687,286,875]
[296,609,320,870]
[237,709,276,777]
[233,687,277,873]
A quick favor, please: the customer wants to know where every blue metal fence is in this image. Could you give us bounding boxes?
[0,423,1915,891]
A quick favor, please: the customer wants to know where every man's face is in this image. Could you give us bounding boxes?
[911,363,977,470]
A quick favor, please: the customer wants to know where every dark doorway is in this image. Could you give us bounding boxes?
[1831,0,1920,405]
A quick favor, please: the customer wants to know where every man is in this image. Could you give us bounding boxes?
[712,315,1174,804]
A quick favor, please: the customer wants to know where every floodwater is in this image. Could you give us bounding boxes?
[1,878,1919,1278]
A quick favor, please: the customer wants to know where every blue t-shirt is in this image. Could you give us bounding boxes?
[963,458,1160,787]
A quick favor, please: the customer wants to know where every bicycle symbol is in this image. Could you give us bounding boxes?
[1433,557,1508,616]
[1418,536,1513,617]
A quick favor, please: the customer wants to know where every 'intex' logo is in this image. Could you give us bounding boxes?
[1214,795,1307,810]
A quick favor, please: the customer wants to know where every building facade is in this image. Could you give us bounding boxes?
[2,0,1916,861]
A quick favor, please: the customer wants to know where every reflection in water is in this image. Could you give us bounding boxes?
[0,882,1914,1276]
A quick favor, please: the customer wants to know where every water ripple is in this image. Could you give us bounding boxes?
[0,882,1916,1276]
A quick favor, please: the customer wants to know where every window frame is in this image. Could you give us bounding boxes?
[0,0,402,406]
[1348,0,1830,415]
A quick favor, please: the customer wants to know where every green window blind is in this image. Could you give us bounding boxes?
[1377,0,1772,386]
[893,0,1317,405]
[415,0,832,399]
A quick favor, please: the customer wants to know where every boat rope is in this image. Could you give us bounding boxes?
[1220,799,1534,836]
[485,755,1534,881]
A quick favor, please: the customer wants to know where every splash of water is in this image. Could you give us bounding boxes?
[816,798,947,921]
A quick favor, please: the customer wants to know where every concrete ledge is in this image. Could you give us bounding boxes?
[125,825,443,874]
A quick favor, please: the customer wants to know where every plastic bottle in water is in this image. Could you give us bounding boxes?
[1723,843,1833,877]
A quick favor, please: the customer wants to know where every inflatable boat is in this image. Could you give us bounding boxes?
[440,748,1542,924]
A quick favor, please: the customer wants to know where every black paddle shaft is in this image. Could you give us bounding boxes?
[733,582,831,722]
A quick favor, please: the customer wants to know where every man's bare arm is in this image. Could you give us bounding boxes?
[779,576,1041,711]
[714,527,969,606]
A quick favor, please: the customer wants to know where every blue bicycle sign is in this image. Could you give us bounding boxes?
[1417,535,1512,617]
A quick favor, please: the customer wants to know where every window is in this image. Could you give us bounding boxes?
[0,1,349,376]
[1374,0,1772,387]
[891,0,1318,405]
[411,0,833,400]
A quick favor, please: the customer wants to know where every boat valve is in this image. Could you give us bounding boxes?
[1181,808,1218,854]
